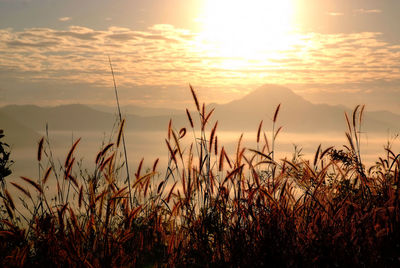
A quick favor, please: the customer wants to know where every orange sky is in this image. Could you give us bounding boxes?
[0,0,399,112]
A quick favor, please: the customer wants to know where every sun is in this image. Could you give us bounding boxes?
[197,0,296,61]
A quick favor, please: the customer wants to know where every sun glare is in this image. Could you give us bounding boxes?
[197,0,296,63]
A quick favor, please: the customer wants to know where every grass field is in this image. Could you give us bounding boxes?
[1,86,399,267]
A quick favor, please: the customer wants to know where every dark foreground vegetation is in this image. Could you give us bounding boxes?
[1,86,400,267]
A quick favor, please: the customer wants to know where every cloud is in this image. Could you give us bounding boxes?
[0,0,31,2]
[59,17,72,22]
[54,28,101,41]
[6,40,58,48]
[354,9,382,14]
[0,24,399,110]
[327,12,344,16]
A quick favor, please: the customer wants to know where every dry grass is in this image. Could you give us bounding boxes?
[0,86,400,267]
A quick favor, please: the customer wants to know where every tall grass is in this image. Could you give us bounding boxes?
[1,86,400,267]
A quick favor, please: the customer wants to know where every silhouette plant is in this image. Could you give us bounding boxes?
[0,87,400,267]
[0,130,13,185]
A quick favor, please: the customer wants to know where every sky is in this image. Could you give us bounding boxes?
[0,0,399,112]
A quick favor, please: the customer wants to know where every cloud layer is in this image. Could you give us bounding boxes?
[0,24,399,110]
[354,9,382,14]
[58,17,72,22]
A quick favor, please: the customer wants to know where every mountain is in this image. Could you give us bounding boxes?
[1,84,398,136]
[0,110,40,148]
[0,104,117,131]
[89,104,182,117]
[211,84,399,133]
[0,104,187,133]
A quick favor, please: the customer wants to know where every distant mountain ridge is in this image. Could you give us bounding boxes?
[1,104,118,131]
[1,85,399,147]
[0,104,185,134]
[0,110,39,148]
[210,84,399,133]
[89,104,182,117]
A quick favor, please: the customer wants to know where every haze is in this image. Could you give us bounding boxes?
[0,0,399,178]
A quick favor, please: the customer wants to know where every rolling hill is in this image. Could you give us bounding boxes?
[0,110,40,148]
[1,85,398,138]
[211,84,399,133]
[0,104,186,133]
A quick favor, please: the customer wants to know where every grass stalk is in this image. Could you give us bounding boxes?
[108,56,133,209]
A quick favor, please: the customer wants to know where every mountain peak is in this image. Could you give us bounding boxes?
[237,84,305,106]
[248,84,297,99]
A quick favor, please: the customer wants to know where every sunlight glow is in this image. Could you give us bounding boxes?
[197,0,297,63]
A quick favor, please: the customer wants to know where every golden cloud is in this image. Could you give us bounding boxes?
[0,25,399,94]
